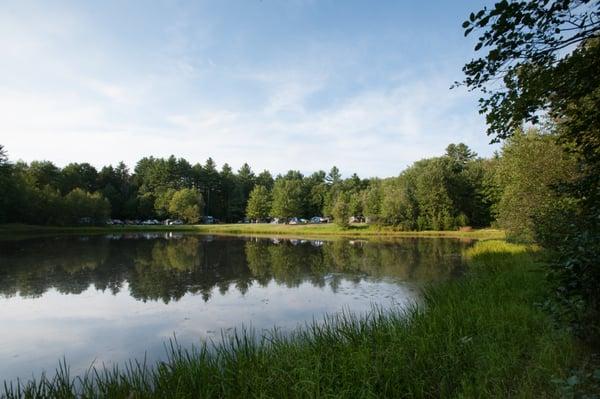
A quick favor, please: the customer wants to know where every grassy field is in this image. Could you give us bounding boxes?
[2,240,582,398]
[0,223,505,240]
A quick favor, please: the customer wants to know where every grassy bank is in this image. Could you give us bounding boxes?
[0,223,505,240]
[2,240,579,398]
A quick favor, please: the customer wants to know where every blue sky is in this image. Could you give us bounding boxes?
[0,0,498,177]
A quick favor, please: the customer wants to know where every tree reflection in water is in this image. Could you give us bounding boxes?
[0,234,472,303]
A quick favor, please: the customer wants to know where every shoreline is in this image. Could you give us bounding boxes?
[0,223,505,240]
[1,240,578,398]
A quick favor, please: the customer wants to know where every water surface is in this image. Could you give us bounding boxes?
[0,234,471,382]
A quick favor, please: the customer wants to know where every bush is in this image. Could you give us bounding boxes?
[332,194,350,228]
[64,188,111,225]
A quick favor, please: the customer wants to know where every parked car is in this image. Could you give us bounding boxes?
[169,219,183,225]
[349,216,365,223]
[310,216,321,224]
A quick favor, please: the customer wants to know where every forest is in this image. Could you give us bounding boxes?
[0,128,570,241]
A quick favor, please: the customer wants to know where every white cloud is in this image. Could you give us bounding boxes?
[0,2,498,177]
[0,68,495,176]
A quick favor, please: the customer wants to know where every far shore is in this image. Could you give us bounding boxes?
[0,223,505,240]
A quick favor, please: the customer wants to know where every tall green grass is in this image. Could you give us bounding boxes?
[2,241,575,398]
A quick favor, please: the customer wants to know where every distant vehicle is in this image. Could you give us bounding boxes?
[169,219,183,225]
[203,216,215,224]
[288,217,299,225]
[310,216,321,224]
[349,216,365,223]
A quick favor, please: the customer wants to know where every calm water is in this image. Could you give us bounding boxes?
[0,234,472,382]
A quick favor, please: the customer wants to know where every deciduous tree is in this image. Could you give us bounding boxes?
[168,188,204,224]
[246,185,272,222]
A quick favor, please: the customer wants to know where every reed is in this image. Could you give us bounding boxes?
[2,240,575,398]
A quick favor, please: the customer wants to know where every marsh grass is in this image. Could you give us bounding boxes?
[2,240,575,398]
[0,223,505,240]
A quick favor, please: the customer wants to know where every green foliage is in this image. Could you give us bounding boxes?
[446,142,476,164]
[168,188,204,224]
[245,185,271,222]
[379,177,417,229]
[0,144,6,165]
[347,192,362,217]
[255,170,274,190]
[494,129,577,241]
[413,158,455,230]
[64,188,111,224]
[326,165,342,185]
[0,143,499,230]
[27,160,62,189]
[459,0,600,141]
[0,145,14,223]
[332,193,350,228]
[270,179,304,219]
[461,0,600,336]
[361,179,382,223]
[97,162,137,219]
[60,162,98,194]
[154,188,176,218]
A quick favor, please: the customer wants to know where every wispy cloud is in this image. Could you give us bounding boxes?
[0,1,496,177]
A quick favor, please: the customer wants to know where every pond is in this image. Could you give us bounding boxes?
[0,234,472,383]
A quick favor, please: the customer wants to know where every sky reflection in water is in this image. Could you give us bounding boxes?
[0,234,471,382]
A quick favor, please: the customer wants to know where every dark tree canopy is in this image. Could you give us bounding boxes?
[0,145,7,165]
[459,0,600,142]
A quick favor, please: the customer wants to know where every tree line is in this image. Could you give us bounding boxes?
[0,132,570,236]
